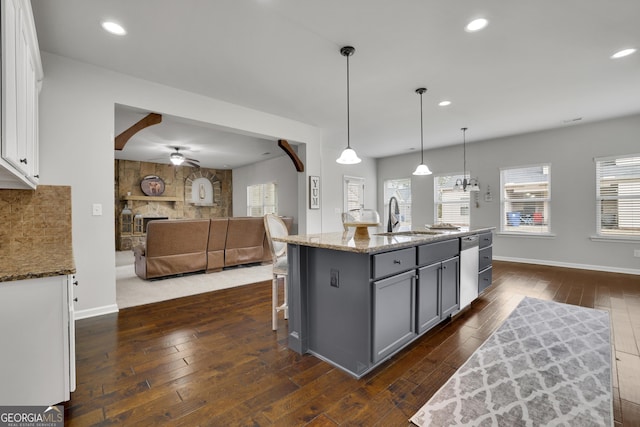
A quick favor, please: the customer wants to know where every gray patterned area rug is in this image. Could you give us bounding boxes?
[410,297,612,426]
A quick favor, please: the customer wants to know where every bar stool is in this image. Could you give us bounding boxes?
[263,214,289,330]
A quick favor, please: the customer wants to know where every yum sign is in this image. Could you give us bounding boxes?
[309,176,320,209]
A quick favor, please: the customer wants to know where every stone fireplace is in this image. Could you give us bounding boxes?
[115,159,232,250]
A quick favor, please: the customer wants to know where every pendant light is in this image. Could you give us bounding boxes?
[453,127,480,191]
[336,46,362,165]
[412,88,432,175]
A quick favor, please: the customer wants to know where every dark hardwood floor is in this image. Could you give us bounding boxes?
[65,261,640,426]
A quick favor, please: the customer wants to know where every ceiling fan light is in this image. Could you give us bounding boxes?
[170,152,184,165]
[336,147,361,164]
[413,163,432,176]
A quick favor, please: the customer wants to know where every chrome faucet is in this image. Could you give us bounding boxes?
[387,196,400,232]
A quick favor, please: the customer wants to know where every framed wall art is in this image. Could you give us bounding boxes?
[309,176,320,209]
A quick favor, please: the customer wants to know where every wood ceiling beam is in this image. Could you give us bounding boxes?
[114,113,162,151]
[278,139,304,172]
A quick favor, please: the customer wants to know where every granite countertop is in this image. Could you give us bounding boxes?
[0,249,76,282]
[274,226,495,254]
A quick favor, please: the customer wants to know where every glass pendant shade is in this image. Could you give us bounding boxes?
[413,163,432,175]
[336,147,361,164]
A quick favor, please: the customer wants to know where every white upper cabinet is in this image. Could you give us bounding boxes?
[1,0,43,189]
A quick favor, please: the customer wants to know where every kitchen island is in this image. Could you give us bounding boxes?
[274,226,494,378]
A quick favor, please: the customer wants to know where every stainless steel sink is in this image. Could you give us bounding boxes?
[374,230,442,237]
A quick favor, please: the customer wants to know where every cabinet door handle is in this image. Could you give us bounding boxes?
[393,260,402,264]
[73,280,78,286]
[20,158,27,164]
[33,174,39,178]
[73,297,78,302]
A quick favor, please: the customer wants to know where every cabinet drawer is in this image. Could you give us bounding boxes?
[479,231,493,249]
[372,247,416,279]
[479,267,492,294]
[417,239,458,266]
[479,246,492,272]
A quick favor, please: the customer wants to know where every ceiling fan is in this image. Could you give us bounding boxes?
[169,147,200,168]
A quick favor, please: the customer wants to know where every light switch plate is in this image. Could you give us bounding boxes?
[92,203,102,216]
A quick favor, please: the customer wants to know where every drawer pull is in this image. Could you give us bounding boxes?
[73,297,78,302]
[20,158,27,164]
[393,260,402,264]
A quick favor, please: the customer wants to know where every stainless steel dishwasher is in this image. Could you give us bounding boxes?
[459,235,479,310]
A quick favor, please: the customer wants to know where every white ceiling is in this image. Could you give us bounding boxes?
[31,0,640,168]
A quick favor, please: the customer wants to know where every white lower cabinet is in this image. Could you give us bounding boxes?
[0,275,76,405]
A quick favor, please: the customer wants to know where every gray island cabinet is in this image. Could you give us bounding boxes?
[275,227,494,378]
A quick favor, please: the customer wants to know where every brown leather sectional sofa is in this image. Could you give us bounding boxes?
[133,216,292,280]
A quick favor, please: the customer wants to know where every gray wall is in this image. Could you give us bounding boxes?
[232,154,299,232]
[377,114,640,274]
[319,127,379,233]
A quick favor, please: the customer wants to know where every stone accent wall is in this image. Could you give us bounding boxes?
[115,160,232,250]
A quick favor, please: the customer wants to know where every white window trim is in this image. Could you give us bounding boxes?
[499,163,552,234]
[497,231,557,238]
[590,234,640,243]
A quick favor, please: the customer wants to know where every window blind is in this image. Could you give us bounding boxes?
[595,154,640,236]
[246,183,277,216]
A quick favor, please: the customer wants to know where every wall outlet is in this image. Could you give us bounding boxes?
[330,269,339,288]
[634,249,640,258]
[92,203,102,216]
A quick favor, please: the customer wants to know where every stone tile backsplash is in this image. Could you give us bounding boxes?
[0,185,72,261]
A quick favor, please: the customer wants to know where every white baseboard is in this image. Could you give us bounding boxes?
[493,256,640,276]
[74,304,119,320]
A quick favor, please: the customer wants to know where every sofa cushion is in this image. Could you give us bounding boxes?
[225,217,266,267]
[207,218,229,272]
[136,219,210,279]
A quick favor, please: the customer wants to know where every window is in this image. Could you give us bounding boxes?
[247,182,277,216]
[500,164,550,234]
[595,154,640,237]
[384,178,412,230]
[434,174,470,227]
[343,176,365,212]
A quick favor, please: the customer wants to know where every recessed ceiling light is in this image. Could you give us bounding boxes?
[465,18,488,32]
[611,48,636,59]
[439,100,452,107]
[101,21,126,36]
